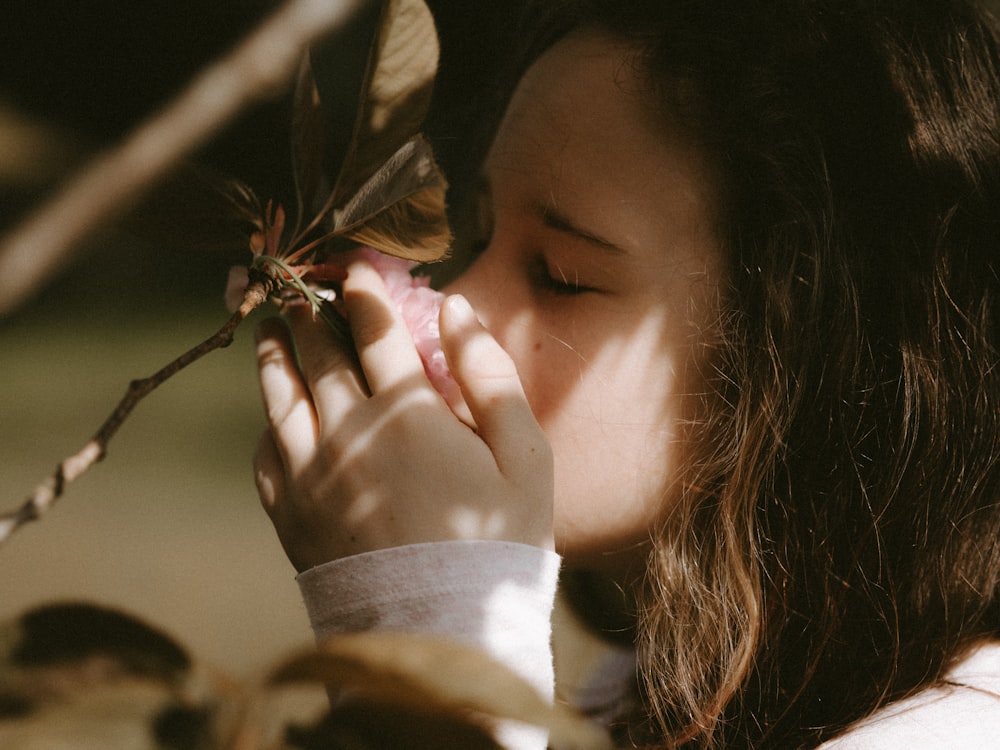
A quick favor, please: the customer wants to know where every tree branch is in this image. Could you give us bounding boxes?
[0,275,274,544]
[0,0,364,317]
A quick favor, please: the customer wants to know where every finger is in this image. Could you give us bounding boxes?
[255,316,318,472]
[284,303,369,425]
[253,429,284,516]
[439,294,551,477]
[340,259,429,395]
[439,372,476,429]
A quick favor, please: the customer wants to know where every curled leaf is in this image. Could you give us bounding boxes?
[295,0,449,265]
[269,631,614,750]
[334,134,450,262]
[326,0,440,209]
[302,1,385,211]
[286,698,502,750]
[289,57,330,231]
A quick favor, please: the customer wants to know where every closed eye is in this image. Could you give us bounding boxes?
[530,255,596,296]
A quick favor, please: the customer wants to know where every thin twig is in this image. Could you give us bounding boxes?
[0,0,364,317]
[0,276,274,544]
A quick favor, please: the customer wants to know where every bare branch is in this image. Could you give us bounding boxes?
[0,275,274,544]
[0,0,365,317]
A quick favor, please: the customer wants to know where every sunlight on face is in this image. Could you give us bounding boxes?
[445,30,723,576]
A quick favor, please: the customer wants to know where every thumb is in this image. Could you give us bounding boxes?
[439,294,551,479]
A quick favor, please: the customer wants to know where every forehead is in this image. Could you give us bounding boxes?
[489,31,655,175]
[486,29,720,266]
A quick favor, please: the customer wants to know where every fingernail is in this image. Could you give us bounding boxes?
[445,294,475,324]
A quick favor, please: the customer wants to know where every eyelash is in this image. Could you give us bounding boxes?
[468,195,594,297]
[469,236,592,296]
[530,255,590,296]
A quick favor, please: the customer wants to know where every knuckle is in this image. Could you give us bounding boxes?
[463,354,521,391]
[256,338,286,370]
[301,337,351,380]
[267,399,298,430]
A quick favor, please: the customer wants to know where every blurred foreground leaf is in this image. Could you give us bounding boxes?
[271,631,613,750]
[0,602,612,750]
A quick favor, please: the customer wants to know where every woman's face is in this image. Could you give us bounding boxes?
[445,30,722,575]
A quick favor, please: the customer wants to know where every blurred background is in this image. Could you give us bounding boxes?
[0,0,521,678]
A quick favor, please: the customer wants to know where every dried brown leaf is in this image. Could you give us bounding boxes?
[330,0,439,210]
[289,58,329,227]
[268,632,613,750]
[288,0,450,263]
[0,603,223,750]
[285,699,503,750]
[334,134,450,262]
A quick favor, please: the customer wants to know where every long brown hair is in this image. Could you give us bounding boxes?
[500,1,1000,746]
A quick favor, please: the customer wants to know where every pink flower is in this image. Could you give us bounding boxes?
[348,247,456,400]
[225,242,458,400]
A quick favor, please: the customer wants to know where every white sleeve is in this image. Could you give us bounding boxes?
[296,540,562,749]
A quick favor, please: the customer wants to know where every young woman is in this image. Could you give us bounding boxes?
[253,1,1000,746]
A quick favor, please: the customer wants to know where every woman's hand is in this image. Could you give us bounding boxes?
[253,258,554,573]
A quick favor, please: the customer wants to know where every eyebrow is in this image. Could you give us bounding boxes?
[536,203,629,255]
[476,172,629,255]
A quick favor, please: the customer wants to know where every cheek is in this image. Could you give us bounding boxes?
[518,330,683,563]
[488,306,611,422]
[511,310,679,429]
[548,387,678,567]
